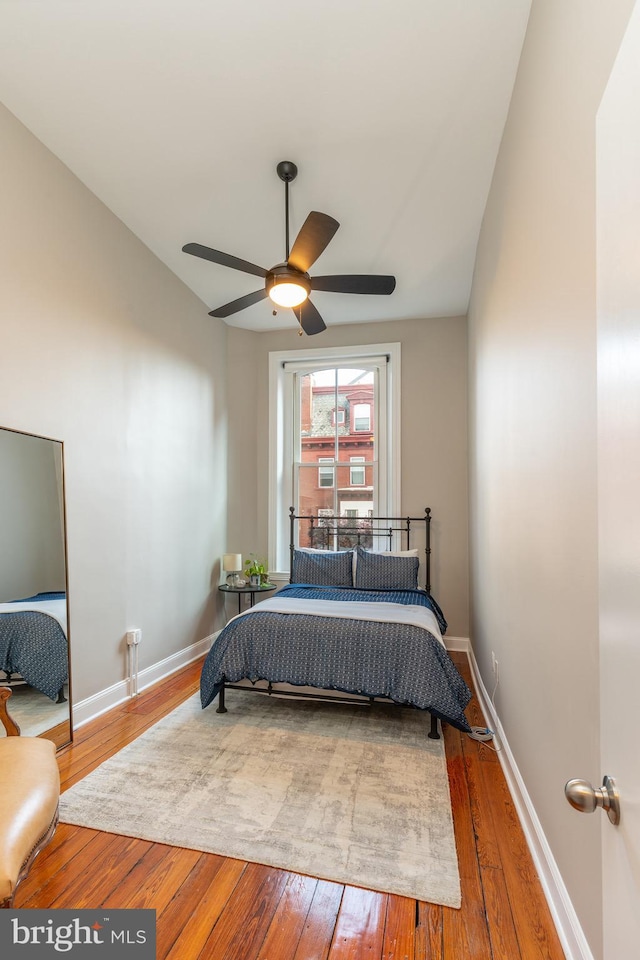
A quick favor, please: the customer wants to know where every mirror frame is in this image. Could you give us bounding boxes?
[0,425,73,748]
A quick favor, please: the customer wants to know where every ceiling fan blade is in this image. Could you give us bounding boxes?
[294,299,327,336]
[311,275,396,295]
[209,288,267,318]
[183,242,267,279]
[288,212,340,274]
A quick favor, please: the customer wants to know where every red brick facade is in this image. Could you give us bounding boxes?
[297,376,375,544]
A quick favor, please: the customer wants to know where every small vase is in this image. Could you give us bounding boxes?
[249,574,260,587]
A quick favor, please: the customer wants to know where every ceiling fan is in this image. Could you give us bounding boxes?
[182,161,396,336]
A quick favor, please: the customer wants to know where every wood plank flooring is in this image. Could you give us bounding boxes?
[19,654,566,959]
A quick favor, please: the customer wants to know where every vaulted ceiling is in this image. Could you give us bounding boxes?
[0,1,531,333]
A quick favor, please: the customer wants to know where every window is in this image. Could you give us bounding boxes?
[318,458,334,487]
[268,342,401,572]
[350,457,366,486]
[353,403,371,432]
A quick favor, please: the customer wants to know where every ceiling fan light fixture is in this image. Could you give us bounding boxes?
[268,280,309,308]
[266,266,311,308]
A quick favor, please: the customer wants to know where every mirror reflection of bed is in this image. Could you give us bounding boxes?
[0,426,72,748]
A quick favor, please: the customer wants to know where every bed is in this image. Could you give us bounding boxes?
[0,592,69,703]
[200,510,472,737]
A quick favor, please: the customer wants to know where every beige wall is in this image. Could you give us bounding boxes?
[467,1,635,955]
[227,316,469,638]
[0,103,228,706]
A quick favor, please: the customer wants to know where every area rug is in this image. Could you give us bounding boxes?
[59,691,461,907]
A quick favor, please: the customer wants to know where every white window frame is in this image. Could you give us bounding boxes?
[268,342,401,576]
[349,456,366,486]
[353,403,371,432]
[318,457,335,488]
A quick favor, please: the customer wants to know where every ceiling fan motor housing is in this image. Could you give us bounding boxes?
[266,262,311,296]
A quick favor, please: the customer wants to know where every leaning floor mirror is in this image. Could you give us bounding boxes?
[0,426,72,748]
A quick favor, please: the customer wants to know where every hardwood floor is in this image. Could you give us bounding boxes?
[20,655,566,959]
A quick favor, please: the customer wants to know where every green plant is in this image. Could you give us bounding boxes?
[244,554,269,583]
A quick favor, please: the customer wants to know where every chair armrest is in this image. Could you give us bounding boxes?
[0,688,21,736]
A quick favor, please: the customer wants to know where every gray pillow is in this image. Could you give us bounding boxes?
[291,549,353,586]
[354,547,419,590]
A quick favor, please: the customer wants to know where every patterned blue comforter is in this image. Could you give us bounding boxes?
[200,585,472,731]
[0,592,68,701]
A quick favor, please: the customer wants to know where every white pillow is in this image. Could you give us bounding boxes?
[379,548,419,558]
[296,547,339,552]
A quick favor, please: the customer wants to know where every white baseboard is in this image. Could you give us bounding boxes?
[71,636,212,730]
[466,646,594,960]
[444,636,469,653]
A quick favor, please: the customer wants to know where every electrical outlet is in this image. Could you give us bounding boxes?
[126,629,142,646]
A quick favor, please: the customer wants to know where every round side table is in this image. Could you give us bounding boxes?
[218,583,277,615]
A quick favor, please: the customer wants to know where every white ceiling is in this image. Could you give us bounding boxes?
[0,0,531,334]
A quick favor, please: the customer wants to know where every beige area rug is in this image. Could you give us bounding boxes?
[59,691,461,907]
[1,684,69,737]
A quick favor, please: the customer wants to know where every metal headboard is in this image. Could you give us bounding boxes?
[289,507,432,592]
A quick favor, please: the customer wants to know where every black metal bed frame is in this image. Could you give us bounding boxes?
[215,506,440,738]
[289,506,432,592]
